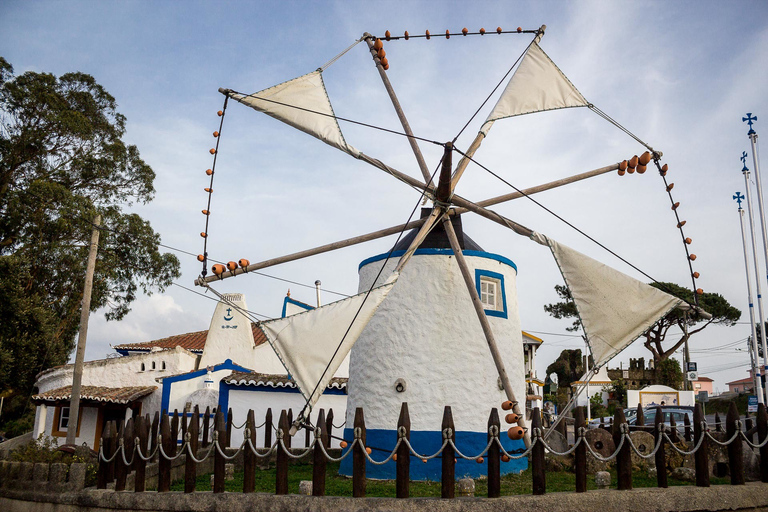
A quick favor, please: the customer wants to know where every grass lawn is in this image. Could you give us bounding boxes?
[168,461,729,496]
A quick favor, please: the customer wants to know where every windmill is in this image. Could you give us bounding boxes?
[193,25,705,477]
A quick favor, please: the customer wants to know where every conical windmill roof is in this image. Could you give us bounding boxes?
[392,209,484,252]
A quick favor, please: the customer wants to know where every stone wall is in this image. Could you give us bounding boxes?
[0,460,88,493]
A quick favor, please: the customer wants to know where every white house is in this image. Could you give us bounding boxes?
[30,293,348,449]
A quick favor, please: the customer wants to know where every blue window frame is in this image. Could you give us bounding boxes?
[475,269,507,319]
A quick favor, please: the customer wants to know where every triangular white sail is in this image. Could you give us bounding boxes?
[481,42,588,135]
[532,232,687,367]
[226,70,360,157]
[259,273,398,412]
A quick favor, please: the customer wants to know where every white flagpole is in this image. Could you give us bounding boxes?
[745,114,768,397]
[585,340,591,422]
[735,191,765,403]
[743,160,768,404]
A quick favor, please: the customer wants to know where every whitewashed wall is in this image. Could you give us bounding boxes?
[225,387,347,448]
[346,251,524,434]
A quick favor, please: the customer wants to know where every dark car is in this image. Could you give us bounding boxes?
[627,406,695,432]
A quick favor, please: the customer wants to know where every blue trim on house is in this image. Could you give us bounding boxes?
[339,428,527,479]
[219,381,347,415]
[159,359,251,414]
[358,249,517,273]
[475,269,508,319]
[281,297,315,318]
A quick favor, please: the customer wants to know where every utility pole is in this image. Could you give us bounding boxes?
[66,215,101,445]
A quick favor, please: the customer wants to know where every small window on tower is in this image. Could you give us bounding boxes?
[480,278,498,310]
[475,270,507,318]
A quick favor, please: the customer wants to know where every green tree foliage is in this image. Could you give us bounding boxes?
[543,285,581,332]
[589,393,608,418]
[656,358,684,389]
[644,282,741,364]
[544,283,741,365]
[605,379,627,408]
[0,57,180,429]
[546,349,583,389]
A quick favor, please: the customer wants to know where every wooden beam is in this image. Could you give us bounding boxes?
[363,33,433,186]
[196,155,620,285]
[441,216,530,447]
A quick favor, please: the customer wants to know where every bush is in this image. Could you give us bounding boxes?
[2,408,34,439]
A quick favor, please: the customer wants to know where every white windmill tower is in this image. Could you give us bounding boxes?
[195,25,704,480]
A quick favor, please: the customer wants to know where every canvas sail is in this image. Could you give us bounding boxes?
[481,42,588,135]
[226,70,360,157]
[532,232,687,367]
[259,273,398,413]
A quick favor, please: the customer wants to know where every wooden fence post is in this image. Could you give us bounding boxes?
[287,409,293,448]
[134,415,148,492]
[352,407,367,498]
[313,409,328,496]
[113,420,126,491]
[531,407,545,495]
[326,409,334,448]
[97,422,112,489]
[213,410,226,493]
[151,412,160,461]
[694,403,710,487]
[185,406,199,493]
[226,408,233,448]
[757,403,768,483]
[276,410,289,495]
[181,410,188,450]
[684,413,692,442]
[158,413,172,492]
[654,406,667,488]
[170,411,179,459]
[635,403,644,432]
[726,402,745,485]
[669,414,679,443]
[202,406,210,448]
[574,406,587,493]
[441,406,456,499]
[115,418,133,491]
[243,409,256,493]
[614,407,631,490]
[487,408,500,498]
[715,412,723,432]
[396,403,411,499]
[556,410,567,440]
[745,417,755,444]
[265,408,273,448]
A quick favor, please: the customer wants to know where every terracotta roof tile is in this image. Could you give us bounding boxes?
[32,385,157,405]
[223,371,347,391]
[113,324,266,354]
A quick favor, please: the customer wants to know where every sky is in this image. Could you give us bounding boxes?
[2,1,768,395]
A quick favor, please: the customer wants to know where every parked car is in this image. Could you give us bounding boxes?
[587,407,637,429]
[587,406,694,432]
[628,406,695,433]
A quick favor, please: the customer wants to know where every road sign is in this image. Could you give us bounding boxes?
[748,395,759,413]
[697,391,709,403]
[687,362,697,372]
[687,371,698,381]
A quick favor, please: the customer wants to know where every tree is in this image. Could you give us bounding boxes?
[0,57,180,430]
[656,358,684,389]
[544,282,741,365]
[643,283,741,364]
[543,285,582,332]
[546,349,584,390]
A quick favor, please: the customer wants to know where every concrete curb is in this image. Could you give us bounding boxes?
[2,483,768,512]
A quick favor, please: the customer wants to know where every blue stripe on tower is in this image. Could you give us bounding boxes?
[339,428,527,479]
